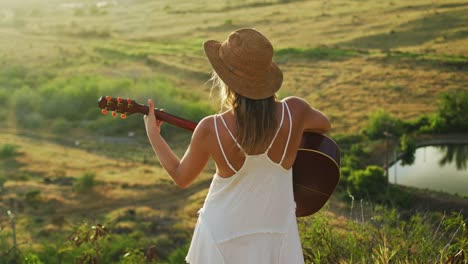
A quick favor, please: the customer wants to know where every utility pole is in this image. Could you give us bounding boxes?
[394,147,397,184]
[383,131,392,186]
[8,210,17,254]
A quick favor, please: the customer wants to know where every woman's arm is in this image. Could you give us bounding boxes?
[285,96,331,134]
[144,99,211,188]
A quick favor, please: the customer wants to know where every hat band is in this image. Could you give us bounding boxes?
[219,47,267,81]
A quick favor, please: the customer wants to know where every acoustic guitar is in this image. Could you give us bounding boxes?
[98,96,340,217]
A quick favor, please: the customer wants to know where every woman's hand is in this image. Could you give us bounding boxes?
[143,99,164,136]
[142,99,210,189]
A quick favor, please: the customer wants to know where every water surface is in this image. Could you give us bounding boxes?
[389,145,468,196]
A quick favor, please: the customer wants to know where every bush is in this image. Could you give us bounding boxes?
[399,134,416,165]
[0,144,20,159]
[25,189,42,208]
[166,243,190,264]
[23,253,44,264]
[74,172,97,193]
[0,175,6,192]
[11,86,42,129]
[20,112,45,129]
[348,165,386,198]
[25,189,41,201]
[435,90,468,132]
[120,249,147,263]
[337,166,351,191]
[361,109,404,139]
[51,118,74,134]
[38,76,100,121]
[404,115,430,133]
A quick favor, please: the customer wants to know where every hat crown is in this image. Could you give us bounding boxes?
[220,29,274,78]
[203,28,283,99]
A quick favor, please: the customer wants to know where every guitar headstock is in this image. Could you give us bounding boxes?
[97,95,198,131]
[97,96,145,119]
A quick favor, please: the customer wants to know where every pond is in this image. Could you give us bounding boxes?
[389,144,468,196]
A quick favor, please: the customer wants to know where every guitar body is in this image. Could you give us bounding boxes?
[293,132,340,217]
[98,96,340,217]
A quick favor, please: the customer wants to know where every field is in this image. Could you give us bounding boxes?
[0,0,467,262]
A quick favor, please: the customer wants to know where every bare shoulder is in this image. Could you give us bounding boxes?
[282,96,331,133]
[193,115,215,137]
[282,96,310,114]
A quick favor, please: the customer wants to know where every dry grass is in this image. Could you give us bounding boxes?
[0,131,213,249]
[4,0,465,134]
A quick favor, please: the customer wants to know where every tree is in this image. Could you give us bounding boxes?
[361,109,404,139]
[436,91,468,132]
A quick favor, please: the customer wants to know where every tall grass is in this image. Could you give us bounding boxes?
[298,203,467,263]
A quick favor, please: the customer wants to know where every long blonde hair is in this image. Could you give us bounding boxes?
[209,72,278,153]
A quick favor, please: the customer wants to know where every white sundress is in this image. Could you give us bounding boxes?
[185,101,305,264]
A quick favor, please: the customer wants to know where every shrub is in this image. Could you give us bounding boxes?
[0,144,20,159]
[23,253,44,264]
[404,115,430,133]
[399,134,416,165]
[120,249,147,263]
[348,165,386,198]
[0,175,6,192]
[11,86,39,120]
[25,190,41,201]
[0,90,9,111]
[361,109,404,139]
[337,166,351,193]
[166,243,190,264]
[24,189,42,209]
[20,112,45,129]
[436,90,468,132]
[38,76,100,121]
[74,172,97,193]
[51,118,74,134]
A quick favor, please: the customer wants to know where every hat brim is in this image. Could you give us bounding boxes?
[203,40,283,100]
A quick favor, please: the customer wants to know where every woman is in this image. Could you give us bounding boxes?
[144,28,331,264]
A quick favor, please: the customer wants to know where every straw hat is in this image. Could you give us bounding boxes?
[204,28,283,100]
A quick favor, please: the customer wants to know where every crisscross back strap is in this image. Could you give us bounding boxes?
[279,101,292,164]
[214,115,238,173]
[219,114,246,154]
[266,101,285,152]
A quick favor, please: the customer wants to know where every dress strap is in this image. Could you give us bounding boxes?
[214,115,238,173]
[266,101,285,152]
[219,114,246,154]
[279,101,292,164]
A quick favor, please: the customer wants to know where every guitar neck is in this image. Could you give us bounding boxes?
[140,105,198,132]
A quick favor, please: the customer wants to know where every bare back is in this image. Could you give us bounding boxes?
[208,97,315,178]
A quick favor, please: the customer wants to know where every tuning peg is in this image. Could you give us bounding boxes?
[112,111,117,118]
[120,113,127,119]
[101,109,108,115]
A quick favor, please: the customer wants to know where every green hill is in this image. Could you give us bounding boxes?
[0,0,467,262]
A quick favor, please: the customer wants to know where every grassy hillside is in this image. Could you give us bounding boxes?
[0,0,467,133]
[0,131,213,258]
[0,0,467,262]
